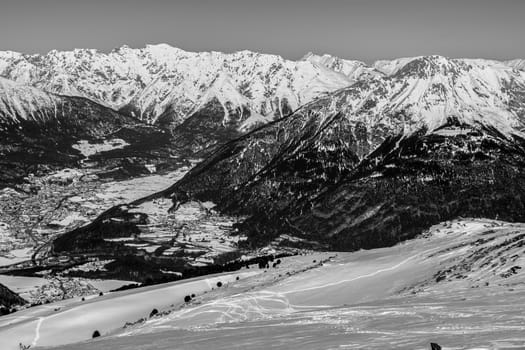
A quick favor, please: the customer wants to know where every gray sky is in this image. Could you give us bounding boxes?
[1,0,524,62]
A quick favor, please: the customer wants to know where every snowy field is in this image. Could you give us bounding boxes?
[0,271,261,349]
[95,165,190,203]
[1,218,525,349]
[0,275,47,300]
[72,139,130,159]
[0,248,32,267]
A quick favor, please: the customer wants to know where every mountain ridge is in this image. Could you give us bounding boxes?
[0,44,353,127]
[1,45,523,130]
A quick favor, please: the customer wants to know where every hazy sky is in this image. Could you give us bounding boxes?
[1,0,524,62]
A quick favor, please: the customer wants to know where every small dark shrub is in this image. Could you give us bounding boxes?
[149,308,158,318]
[92,330,101,338]
[99,292,104,296]
[236,276,240,280]
[184,295,192,303]
[191,294,195,298]
[216,281,223,288]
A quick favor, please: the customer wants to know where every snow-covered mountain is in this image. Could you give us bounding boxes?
[289,55,525,156]
[300,52,377,80]
[2,46,523,137]
[0,45,353,126]
[0,76,62,127]
[134,55,525,250]
[0,76,135,136]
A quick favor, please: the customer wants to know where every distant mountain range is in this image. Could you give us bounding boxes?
[1,45,522,131]
[0,45,359,126]
[1,44,525,253]
[0,45,366,185]
[1,45,523,136]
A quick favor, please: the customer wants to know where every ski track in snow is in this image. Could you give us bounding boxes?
[31,317,44,347]
[281,248,436,296]
[139,250,434,332]
[282,256,413,294]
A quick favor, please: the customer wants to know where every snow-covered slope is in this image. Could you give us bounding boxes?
[506,58,525,71]
[2,219,525,350]
[292,55,525,155]
[0,45,353,125]
[0,77,61,126]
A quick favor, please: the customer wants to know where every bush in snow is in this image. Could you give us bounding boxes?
[92,330,101,338]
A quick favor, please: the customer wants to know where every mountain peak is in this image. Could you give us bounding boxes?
[301,52,372,80]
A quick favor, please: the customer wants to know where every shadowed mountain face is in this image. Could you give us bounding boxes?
[0,283,25,312]
[164,99,250,157]
[0,78,172,188]
[286,123,525,249]
[167,117,525,250]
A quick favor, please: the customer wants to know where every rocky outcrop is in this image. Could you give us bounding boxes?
[0,283,26,312]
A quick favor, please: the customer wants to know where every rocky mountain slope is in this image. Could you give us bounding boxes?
[0,283,25,313]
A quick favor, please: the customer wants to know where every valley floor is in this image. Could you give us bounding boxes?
[0,164,193,303]
[0,218,524,349]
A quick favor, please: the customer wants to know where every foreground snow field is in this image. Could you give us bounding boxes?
[0,271,261,349]
[1,218,525,349]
